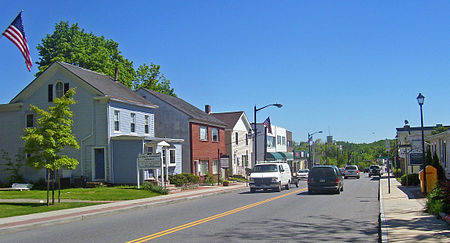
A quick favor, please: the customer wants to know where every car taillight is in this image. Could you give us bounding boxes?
[344,170,347,174]
[356,170,359,173]
[335,178,339,183]
[307,178,310,183]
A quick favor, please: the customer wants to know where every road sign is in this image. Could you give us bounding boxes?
[138,153,162,169]
[220,156,229,168]
[409,152,424,165]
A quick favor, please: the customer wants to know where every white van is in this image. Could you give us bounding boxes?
[249,162,292,192]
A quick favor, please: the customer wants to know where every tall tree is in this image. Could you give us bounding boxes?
[22,88,79,205]
[36,21,136,87]
[134,63,176,96]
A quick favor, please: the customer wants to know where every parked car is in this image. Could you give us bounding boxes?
[369,165,383,177]
[343,165,360,179]
[307,165,344,194]
[339,168,345,175]
[249,162,292,192]
[297,169,309,180]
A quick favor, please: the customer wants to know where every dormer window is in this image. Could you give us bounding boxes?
[48,82,69,102]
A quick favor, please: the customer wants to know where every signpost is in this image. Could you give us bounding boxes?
[386,139,390,194]
[409,152,424,165]
[137,153,162,189]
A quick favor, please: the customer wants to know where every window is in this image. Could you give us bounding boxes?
[245,134,248,145]
[25,114,34,128]
[282,136,286,145]
[114,110,120,131]
[55,82,64,98]
[48,84,53,102]
[235,132,239,145]
[242,155,248,167]
[162,150,167,164]
[200,126,208,141]
[170,150,176,164]
[130,113,136,133]
[277,135,281,145]
[267,136,276,148]
[200,160,209,175]
[212,160,219,174]
[212,128,219,142]
[144,115,149,134]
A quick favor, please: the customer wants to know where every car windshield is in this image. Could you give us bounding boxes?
[298,170,309,173]
[252,164,278,172]
[370,166,379,169]
[345,166,357,170]
[310,168,335,177]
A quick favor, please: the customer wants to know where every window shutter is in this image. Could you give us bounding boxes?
[48,84,53,102]
[64,83,69,94]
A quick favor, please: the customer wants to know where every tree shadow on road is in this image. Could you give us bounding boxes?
[200,215,379,242]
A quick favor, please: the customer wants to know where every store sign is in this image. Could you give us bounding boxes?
[137,153,161,169]
[220,156,229,168]
[409,152,424,165]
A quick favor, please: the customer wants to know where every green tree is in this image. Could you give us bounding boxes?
[134,63,176,96]
[22,88,80,205]
[36,21,136,87]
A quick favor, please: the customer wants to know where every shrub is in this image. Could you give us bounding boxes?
[169,173,200,187]
[400,173,419,186]
[229,177,248,183]
[203,172,215,185]
[426,184,445,215]
[141,181,168,195]
[223,180,229,186]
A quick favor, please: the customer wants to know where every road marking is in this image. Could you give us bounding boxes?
[125,187,306,243]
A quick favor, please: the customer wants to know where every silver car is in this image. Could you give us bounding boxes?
[297,169,309,180]
[343,165,360,179]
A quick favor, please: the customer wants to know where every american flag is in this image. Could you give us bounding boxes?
[2,11,32,71]
[263,117,272,134]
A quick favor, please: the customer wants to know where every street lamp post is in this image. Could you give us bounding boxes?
[253,104,282,165]
[417,93,427,194]
[307,131,322,169]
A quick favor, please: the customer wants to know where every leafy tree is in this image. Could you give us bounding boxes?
[134,63,176,96]
[0,149,25,185]
[431,126,448,135]
[22,88,79,205]
[36,21,136,87]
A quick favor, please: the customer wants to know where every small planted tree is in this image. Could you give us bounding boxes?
[22,88,79,205]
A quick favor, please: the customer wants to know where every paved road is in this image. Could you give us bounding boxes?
[1,175,379,242]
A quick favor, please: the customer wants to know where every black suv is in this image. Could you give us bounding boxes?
[308,165,344,194]
[369,165,383,177]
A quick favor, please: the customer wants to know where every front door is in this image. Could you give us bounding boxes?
[94,148,105,180]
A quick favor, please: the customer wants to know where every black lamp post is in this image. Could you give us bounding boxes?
[253,104,282,165]
[417,92,427,194]
[307,131,323,169]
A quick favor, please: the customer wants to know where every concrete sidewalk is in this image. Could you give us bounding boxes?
[379,176,450,242]
[0,183,248,234]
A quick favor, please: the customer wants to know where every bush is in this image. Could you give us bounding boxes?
[203,173,215,185]
[168,173,200,187]
[141,181,168,195]
[426,184,445,215]
[400,173,419,186]
[229,177,248,183]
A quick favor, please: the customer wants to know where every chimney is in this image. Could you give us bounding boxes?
[205,105,211,114]
[114,67,119,82]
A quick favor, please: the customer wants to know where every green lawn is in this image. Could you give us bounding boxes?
[0,202,99,218]
[0,185,161,201]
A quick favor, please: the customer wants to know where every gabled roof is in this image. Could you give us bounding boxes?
[139,88,226,127]
[211,111,245,130]
[57,62,156,107]
[10,62,156,108]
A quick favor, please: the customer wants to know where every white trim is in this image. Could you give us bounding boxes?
[91,147,107,181]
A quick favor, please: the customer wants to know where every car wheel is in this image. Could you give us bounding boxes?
[357,176,360,179]
[344,176,347,179]
[340,186,344,192]
[369,174,371,177]
[250,188,256,193]
[295,182,299,188]
[308,189,313,195]
[285,182,290,190]
[336,188,341,194]
[275,183,282,192]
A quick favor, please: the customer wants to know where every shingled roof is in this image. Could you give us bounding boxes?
[211,111,245,130]
[139,88,226,128]
[57,62,155,107]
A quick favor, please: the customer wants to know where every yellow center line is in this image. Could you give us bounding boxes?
[125,187,306,243]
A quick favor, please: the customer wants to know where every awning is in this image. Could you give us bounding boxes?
[278,152,294,160]
[266,152,284,161]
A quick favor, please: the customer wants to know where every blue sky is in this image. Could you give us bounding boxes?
[1,1,449,144]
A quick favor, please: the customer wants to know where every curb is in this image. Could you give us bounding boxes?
[379,177,388,243]
[0,185,248,235]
